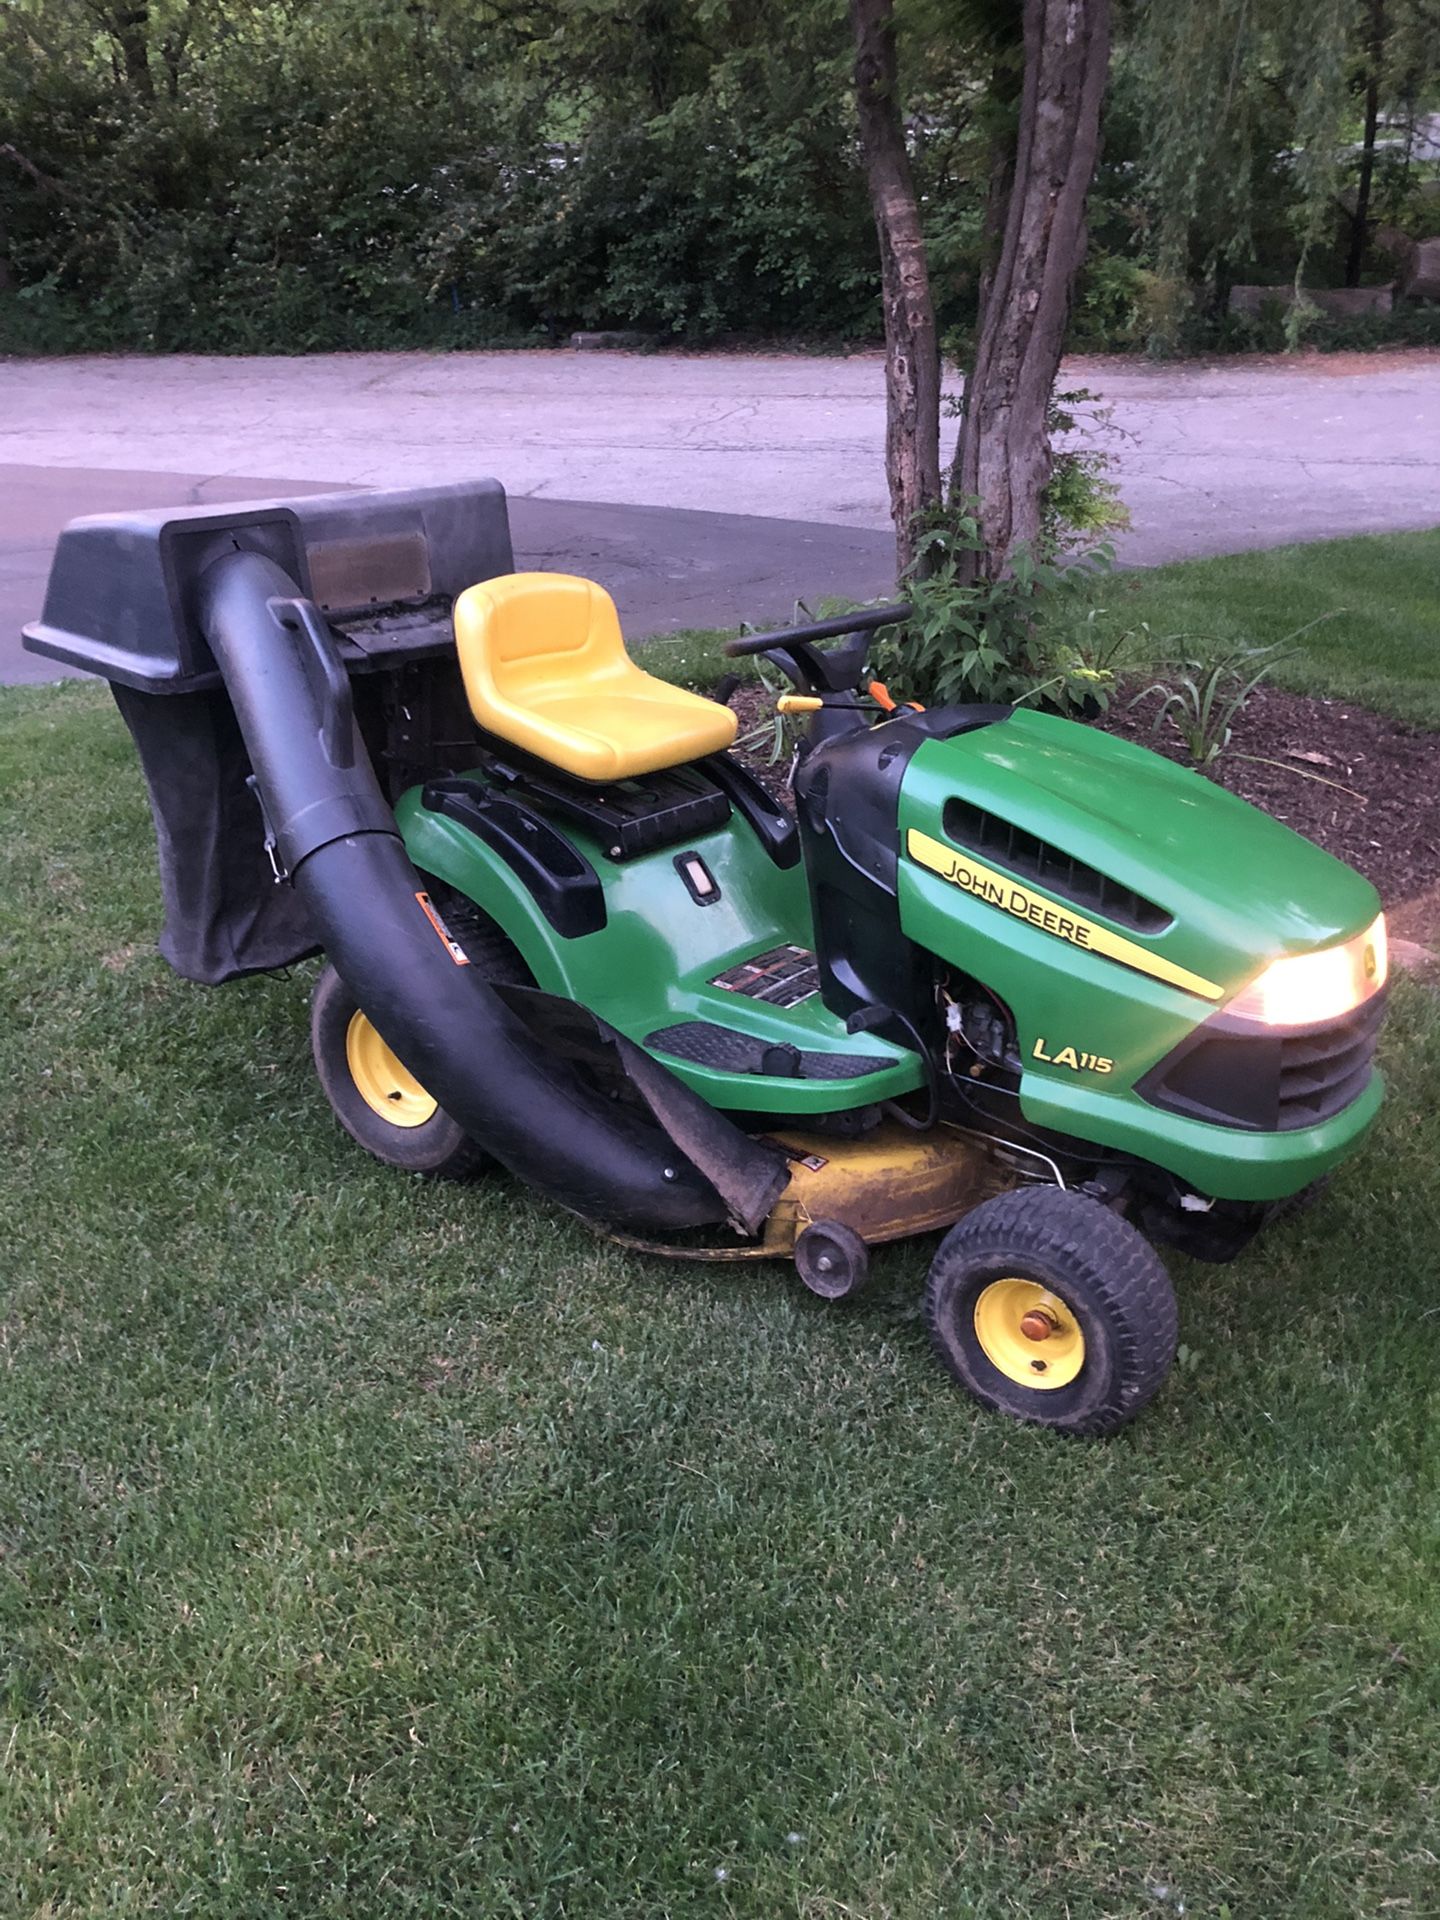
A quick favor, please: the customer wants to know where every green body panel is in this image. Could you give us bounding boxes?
[395,779,924,1115]
[905,710,1378,974]
[1018,1069,1384,1203]
[895,710,1383,1201]
[395,702,1382,1205]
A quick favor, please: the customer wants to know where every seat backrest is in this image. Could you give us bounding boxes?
[455,572,628,717]
[453,568,738,781]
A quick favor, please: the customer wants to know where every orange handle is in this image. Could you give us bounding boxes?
[868,679,924,713]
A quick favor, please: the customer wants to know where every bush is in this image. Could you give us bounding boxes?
[0,0,876,354]
[872,521,1112,713]
[1174,299,1440,358]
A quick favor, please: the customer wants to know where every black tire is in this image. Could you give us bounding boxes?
[311,963,491,1179]
[924,1186,1178,1435]
[794,1219,871,1301]
[310,895,533,1181]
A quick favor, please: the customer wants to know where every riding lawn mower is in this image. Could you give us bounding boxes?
[25,480,1388,1434]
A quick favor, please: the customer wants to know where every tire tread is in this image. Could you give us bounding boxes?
[924,1186,1178,1434]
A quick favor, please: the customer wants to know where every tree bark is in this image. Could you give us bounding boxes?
[98,2,154,101]
[849,0,941,576]
[949,0,1110,579]
[1345,0,1386,288]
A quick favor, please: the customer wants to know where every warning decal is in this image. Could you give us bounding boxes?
[415,891,472,966]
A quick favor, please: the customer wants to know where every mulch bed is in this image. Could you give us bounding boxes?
[727,681,1440,919]
[1099,683,1440,910]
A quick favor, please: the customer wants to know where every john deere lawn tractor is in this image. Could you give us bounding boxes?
[26,481,1388,1433]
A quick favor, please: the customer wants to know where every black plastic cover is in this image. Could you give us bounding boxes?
[485,754,731,861]
[1137,989,1387,1133]
[700,752,800,868]
[23,479,514,693]
[422,778,607,938]
[645,1021,892,1080]
[794,706,1007,1029]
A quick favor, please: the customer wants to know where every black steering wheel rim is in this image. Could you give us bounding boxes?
[722,600,913,659]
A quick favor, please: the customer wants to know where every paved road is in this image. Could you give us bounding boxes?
[5,347,1438,682]
[6,346,1438,552]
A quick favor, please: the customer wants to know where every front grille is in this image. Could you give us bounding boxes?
[1277,989,1387,1130]
[942,797,1171,934]
[1138,986,1387,1133]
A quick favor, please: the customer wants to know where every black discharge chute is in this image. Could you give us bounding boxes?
[198,547,787,1237]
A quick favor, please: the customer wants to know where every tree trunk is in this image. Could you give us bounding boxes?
[976,66,1018,323]
[106,3,154,101]
[1345,0,1386,288]
[949,0,1110,579]
[849,0,941,577]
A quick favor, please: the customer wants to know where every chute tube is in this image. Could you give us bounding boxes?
[199,548,734,1233]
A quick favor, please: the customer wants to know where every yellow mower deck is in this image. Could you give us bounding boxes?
[759,1120,1005,1254]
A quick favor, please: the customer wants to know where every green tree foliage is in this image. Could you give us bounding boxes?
[0,0,877,350]
[1126,0,1440,347]
[2,0,1435,355]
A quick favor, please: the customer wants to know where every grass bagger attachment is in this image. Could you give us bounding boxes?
[26,480,1389,1434]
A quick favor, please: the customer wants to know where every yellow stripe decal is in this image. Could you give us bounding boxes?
[906,828,1223,1002]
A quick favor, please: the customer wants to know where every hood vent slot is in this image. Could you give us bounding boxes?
[942,798,1172,935]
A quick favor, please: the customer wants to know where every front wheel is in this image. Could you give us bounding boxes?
[924,1187,1178,1435]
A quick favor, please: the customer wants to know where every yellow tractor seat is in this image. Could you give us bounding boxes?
[453,572,738,783]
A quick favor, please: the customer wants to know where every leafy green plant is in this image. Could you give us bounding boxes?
[0,0,876,356]
[872,519,1111,712]
[936,385,1128,566]
[1130,644,1292,766]
[1045,606,1149,714]
[1042,388,1131,557]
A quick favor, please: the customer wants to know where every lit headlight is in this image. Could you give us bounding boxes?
[1226,914,1388,1028]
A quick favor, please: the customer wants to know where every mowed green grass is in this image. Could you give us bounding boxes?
[1081,528,1440,729]
[2,680,1438,1920]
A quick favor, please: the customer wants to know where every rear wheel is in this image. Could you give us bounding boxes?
[310,894,533,1180]
[311,964,490,1179]
[924,1187,1178,1435]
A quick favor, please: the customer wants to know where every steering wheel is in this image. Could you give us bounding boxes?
[722,602,912,660]
[723,601,912,698]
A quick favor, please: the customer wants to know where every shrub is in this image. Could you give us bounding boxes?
[872,521,1112,713]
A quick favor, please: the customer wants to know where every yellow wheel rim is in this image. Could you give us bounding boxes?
[345,1011,438,1129]
[973,1278,1085,1390]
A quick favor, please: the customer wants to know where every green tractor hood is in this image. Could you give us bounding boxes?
[902,709,1380,994]
[896,709,1384,1200]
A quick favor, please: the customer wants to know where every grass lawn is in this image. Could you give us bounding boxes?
[3,634,1439,1913]
[1078,528,1440,731]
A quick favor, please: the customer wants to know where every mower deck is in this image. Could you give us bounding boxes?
[759,1119,1003,1253]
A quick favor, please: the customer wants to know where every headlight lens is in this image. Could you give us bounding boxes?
[1226,913,1388,1028]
